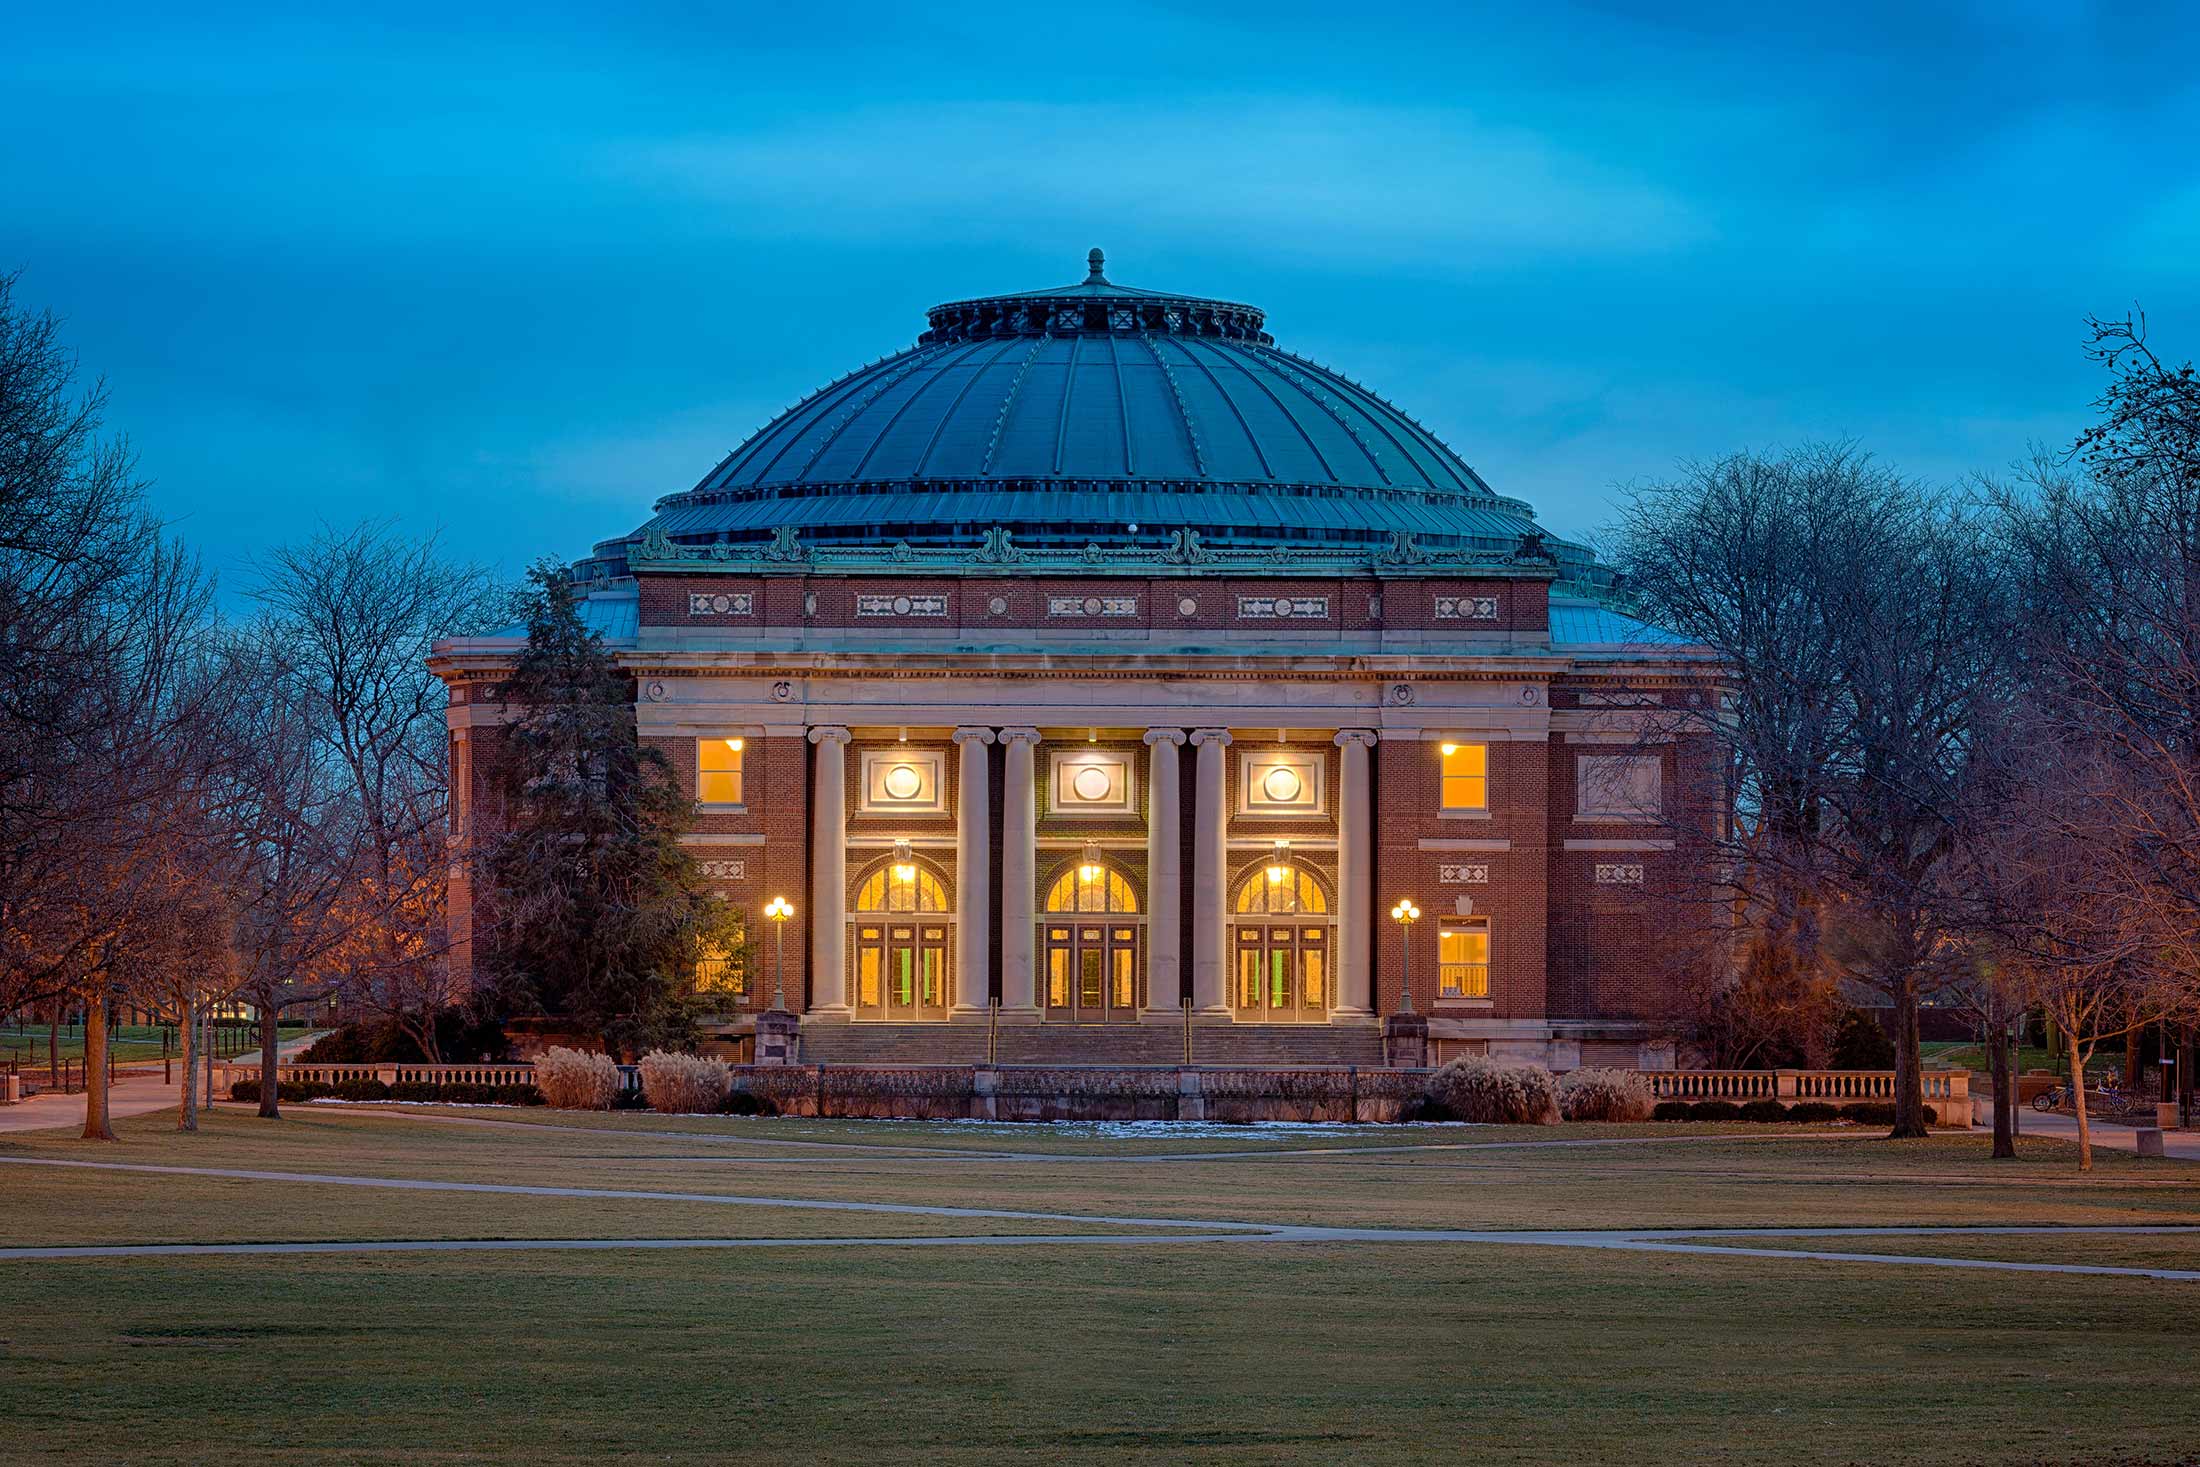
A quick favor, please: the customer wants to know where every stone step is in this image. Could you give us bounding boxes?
[796,1022,1383,1068]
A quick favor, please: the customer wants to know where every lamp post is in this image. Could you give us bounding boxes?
[764,896,794,1010]
[1390,899,1421,1015]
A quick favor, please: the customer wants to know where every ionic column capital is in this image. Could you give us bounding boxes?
[951,727,997,746]
[998,727,1042,747]
[1334,729,1380,750]
[806,725,852,746]
[1142,728,1187,748]
[1189,728,1233,748]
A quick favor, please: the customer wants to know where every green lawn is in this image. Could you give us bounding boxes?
[0,1023,266,1070]
[4,1105,2199,1464]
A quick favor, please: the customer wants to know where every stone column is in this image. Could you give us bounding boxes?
[1333,730,1378,1017]
[951,727,995,1016]
[806,726,852,1016]
[1142,729,1186,1019]
[997,728,1042,1019]
[1189,728,1233,1014]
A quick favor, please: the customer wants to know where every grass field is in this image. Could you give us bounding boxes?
[4,1104,2199,1465]
[0,1023,274,1070]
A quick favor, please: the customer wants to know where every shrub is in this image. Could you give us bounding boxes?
[534,1046,621,1110]
[1687,1100,1742,1121]
[227,1079,333,1103]
[1787,1101,1840,1123]
[721,1089,773,1116]
[1423,1058,1561,1125]
[639,1050,732,1114]
[332,1079,391,1102]
[1829,1009,1896,1070]
[298,1013,511,1065]
[1651,1100,1694,1122]
[1737,1098,1788,1123]
[1844,1102,1939,1127]
[1556,1067,1653,1122]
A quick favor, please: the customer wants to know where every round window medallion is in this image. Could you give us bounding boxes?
[1177,597,1197,616]
[882,764,923,800]
[989,596,1008,615]
[643,680,667,702]
[1262,766,1303,803]
[1072,766,1114,802]
[891,595,913,616]
[1082,596,1102,615]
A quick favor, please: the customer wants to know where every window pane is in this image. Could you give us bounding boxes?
[1441,744,1488,810]
[698,739,745,804]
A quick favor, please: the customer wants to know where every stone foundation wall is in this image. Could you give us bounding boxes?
[729,1063,1430,1122]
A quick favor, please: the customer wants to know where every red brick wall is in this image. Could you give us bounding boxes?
[1371,734,1548,1019]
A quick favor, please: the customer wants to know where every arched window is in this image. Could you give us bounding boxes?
[1233,861,1329,916]
[1043,863,1139,914]
[853,861,949,913]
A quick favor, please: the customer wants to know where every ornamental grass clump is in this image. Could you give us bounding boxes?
[639,1050,732,1114]
[534,1046,620,1110]
[1555,1066,1653,1122]
[1423,1057,1560,1125]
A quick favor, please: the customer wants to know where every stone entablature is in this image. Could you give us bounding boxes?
[636,571,1549,636]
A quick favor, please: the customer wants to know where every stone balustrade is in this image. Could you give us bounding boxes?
[215,1061,540,1088]
[1636,1068,1970,1110]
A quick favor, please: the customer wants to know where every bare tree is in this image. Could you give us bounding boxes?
[1608,445,2011,1136]
[247,522,504,1062]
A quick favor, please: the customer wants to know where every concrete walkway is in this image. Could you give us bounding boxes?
[2009,1108,2200,1160]
[6,1153,2199,1281]
[0,1032,323,1135]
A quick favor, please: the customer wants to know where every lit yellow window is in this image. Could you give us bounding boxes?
[1440,742,1487,811]
[1438,925,1490,999]
[699,737,745,805]
[695,941,745,997]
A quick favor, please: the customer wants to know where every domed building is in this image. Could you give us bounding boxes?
[435,252,1713,1069]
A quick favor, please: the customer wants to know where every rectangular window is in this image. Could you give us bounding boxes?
[698,737,745,806]
[1440,742,1488,811]
[694,942,745,998]
[1576,754,1662,821]
[1438,923,1491,1000]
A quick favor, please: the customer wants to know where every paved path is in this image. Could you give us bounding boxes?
[5,1154,2198,1281]
[2010,1108,2200,1160]
[0,1032,324,1136]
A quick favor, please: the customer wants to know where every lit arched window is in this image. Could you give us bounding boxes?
[1234,861,1329,916]
[1043,863,1139,914]
[853,862,949,913]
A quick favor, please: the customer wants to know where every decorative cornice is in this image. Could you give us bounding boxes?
[625,524,1569,582]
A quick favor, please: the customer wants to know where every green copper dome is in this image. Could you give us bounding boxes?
[625,251,1598,578]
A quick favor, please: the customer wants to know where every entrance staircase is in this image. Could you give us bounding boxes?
[795,1022,1383,1067]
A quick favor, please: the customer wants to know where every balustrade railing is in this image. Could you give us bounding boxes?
[1634,1068,1969,1108]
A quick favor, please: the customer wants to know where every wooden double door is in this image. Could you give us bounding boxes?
[852,921,952,1021]
[1234,921,1331,1022]
[1042,920,1143,1023]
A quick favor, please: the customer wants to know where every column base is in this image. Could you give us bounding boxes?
[1139,1008,1189,1025]
[948,1004,993,1024]
[1328,1006,1376,1024]
[994,1005,1044,1026]
[802,1006,853,1025]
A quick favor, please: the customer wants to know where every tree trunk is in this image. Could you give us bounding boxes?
[201,1006,214,1110]
[1889,979,1928,1139]
[47,1009,58,1086]
[1989,1021,2015,1159]
[177,992,199,1131]
[80,988,115,1142]
[2070,1043,2093,1174]
[256,1002,281,1119]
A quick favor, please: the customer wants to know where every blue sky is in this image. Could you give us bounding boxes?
[5,2,2195,589]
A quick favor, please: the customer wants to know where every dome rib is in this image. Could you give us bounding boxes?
[1190,336,1340,486]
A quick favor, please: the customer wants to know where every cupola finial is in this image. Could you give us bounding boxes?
[1086,247,1107,282]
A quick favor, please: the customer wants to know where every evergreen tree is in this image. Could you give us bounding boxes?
[478,562,736,1056]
